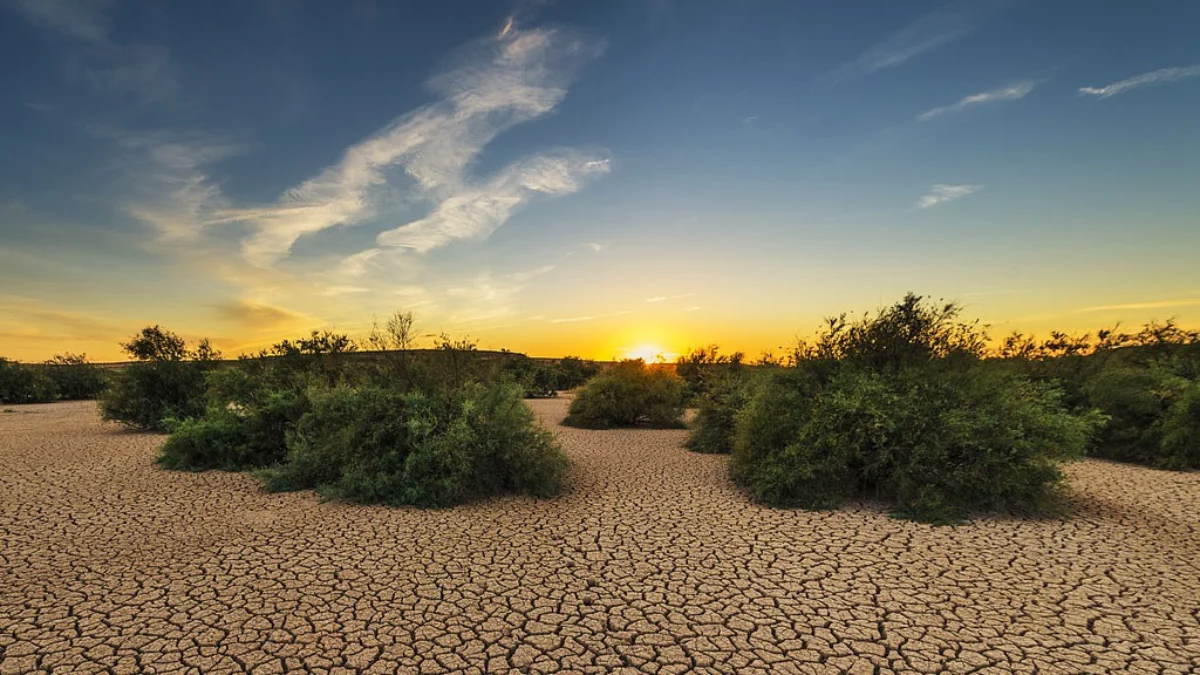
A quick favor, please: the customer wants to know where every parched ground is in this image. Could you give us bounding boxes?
[1,400,1198,675]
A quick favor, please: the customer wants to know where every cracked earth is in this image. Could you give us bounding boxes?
[1,399,1198,675]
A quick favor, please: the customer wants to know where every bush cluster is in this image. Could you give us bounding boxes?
[1000,321,1200,470]
[0,354,108,404]
[152,312,569,507]
[694,294,1099,523]
[563,359,685,429]
[500,354,601,398]
[259,383,566,507]
[99,327,220,431]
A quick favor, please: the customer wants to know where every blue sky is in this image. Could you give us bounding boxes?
[2,0,1199,361]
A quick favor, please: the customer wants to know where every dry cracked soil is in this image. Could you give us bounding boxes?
[1,398,1199,675]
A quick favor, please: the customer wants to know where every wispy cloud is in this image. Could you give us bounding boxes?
[12,0,181,104]
[1077,297,1200,313]
[10,0,110,44]
[222,19,609,267]
[210,299,311,329]
[918,184,982,209]
[442,265,556,324]
[108,130,243,241]
[918,80,1036,120]
[550,309,630,324]
[644,293,695,303]
[827,0,1012,83]
[1079,64,1200,99]
[585,242,606,252]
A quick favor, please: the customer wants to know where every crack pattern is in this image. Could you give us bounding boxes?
[1,399,1198,674]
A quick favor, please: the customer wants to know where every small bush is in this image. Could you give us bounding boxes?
[44,353,108,400]
[260,382,567,507]
[562,359,684,429]
[0,358,58,404]
[99,326,219,430]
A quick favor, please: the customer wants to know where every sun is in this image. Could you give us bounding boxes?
[624,343,673,363]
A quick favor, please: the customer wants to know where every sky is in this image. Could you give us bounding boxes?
[2,0,1199,362]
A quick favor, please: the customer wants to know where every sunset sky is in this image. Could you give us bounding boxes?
[2,0,1199,362]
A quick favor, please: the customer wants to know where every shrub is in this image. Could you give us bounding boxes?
[728,294,1100,523]
[99,326,219,430]
[500,354,560,398]
[555,356,600,390]
[43,353,108,400]
[1084,361,1200,470]
[260,382,567,507]
[562,359,685,429]
[685,369,753,454]
[732,364,1096,523]
[675,345,744,404]
[0,358,58,404]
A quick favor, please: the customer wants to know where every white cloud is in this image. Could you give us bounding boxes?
[585,242,606,252]
[827,0,1011,83]
[221,20,609,266]
[918,81,1035,120]
[918,184,982,209]
[1080,64,1200,99]
[106,131,243,241]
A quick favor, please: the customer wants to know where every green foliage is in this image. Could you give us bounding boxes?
[259,382,567,507]
[43,353,108,400]
[1084,360,1200,470]
[555,356,600,390]
[499,354,560,398]
[727,294,1099,523]
[100,361,209,431]
[99,326,218,430]
[675,345,744,404]
[0,358,58,404]
[732,364,1096,523]
[685,369,753,454]
[563,359,685,429]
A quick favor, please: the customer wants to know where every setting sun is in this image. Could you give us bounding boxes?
[623,344,675,363]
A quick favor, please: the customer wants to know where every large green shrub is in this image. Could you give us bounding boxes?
[0,358,58,404]
[260,382,567,507]
[728,294,1100,523]
[99,326,219,430]
[731,365,1096,522]
[43,353,108,400]
[562,359,684,429]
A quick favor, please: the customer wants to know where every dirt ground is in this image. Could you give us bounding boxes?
[1,399,1198,675]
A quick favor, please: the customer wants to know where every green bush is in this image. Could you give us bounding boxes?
[1084,362,1200,470]
[99,326,219,430]
[732,364,1096,523]
[259,382,567,507]
[686,369,753,454]
[43,353,108,400]
[675,345,744,404]
[554,356,600,390]
[0,358,58,404]
[562,359,684,429]
[728,294,1100,523]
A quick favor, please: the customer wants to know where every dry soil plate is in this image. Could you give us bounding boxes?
[1,399,1198,674]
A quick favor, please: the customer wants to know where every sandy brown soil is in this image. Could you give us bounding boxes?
[1,399,1198,675]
